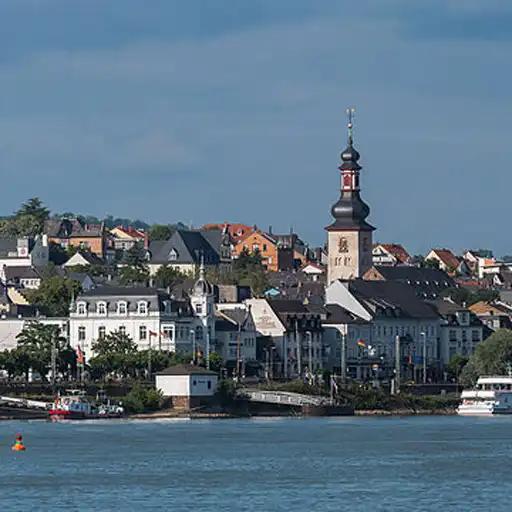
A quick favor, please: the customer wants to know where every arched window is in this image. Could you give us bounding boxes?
[97,301,107,316]
[137,301,148,315]
[117,301,127,315]
[77,302,87,316]
[168,248,178,261]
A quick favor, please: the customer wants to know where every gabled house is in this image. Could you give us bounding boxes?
[372,243,411,266]
[63,250,104,268]
[425,249,461,274]
[468,301,512,331]
[429,298,487,366]
[201,223,254,245]
[233,230,293,272]
[109,226,146,251]
[463,250,495,278]
[147,230,221,275]
[214,308,257,374]
[3,266,42,290]
[45,218,106,257]
[247,298,323,378]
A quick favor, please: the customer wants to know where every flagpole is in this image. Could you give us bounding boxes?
[148,333,152,380]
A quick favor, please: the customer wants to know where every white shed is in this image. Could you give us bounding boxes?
[155,364,219,409]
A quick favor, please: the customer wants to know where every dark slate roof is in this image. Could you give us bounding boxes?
[323,304,368,325]
[268,299,309,314]
[80,286,162,297]
[0,239,17,257]
[372,265,455,300]
[148,230,220,265]
[429,299,483,327]
[348,279,439,319]
[4,266,41,280]
[45,218,103,238]
[156,364,217,376]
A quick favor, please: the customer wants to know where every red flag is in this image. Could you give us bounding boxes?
[149,330,158,337]
[76,346,85,365]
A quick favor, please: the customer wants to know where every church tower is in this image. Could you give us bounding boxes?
[326,109,375,285]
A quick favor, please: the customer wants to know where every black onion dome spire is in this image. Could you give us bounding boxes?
[326,108,374,232]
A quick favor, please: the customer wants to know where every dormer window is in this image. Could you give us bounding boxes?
[117,301,128,315]
[77,302,87,316]
[168,248,178,261]
[138,301,148,315]
[97,301,107,316]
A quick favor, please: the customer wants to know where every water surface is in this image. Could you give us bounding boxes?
[1,416,511,511]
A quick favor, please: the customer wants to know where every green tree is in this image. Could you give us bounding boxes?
[446,354,469,381]
[206,352,223,373]
[27,276,82,316]
[120,244,149,285]
[232,249,269,297]
[15,322,72,381]
[149,224,173,241]
[0,197,51,237]
[48,242,69,265]
[460,329,512,387]
[92,330,138,358]
[154,264,186,289]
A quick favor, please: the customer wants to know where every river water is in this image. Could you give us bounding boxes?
[1,416,511,511]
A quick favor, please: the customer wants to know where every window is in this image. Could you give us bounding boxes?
[98,326,106,340]
[77,302,87,316]
[138,301,148,315]
[119,326,126,335]
[196,326,203,340]
[263,244,267,251]
[117,301,127,315]
[97,302,107,316]
[449,330,457,342]
[139,326,147,341]
[168,248,178,261]
[472,330,480,342]
[196,304,203,314]
[208,381,212,390]
[78,326,86,341]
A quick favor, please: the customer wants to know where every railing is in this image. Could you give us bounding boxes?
[242,389,329,407]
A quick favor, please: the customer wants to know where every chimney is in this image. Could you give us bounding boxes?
[144,231,149,250]
[268,225,272,235]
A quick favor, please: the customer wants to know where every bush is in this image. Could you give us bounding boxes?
[123,385,163,413]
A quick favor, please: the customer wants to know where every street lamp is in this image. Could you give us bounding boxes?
[189,328,196,365]
[421,332,427,384]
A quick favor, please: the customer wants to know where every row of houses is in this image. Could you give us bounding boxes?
[0,263,494,383]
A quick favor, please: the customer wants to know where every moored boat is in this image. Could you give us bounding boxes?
[457,376,512,416]
[49,390,124,420]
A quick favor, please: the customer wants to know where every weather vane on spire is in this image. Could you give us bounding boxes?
[346,107,355,144]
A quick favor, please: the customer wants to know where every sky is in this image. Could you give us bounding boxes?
[0,0,511,256]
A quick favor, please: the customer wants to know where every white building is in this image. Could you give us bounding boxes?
[214,306,257,373]
[155,364,218,408]
[69,287,207,359]
[326,279,441,380]
[247,298,323,378]
[432,299,487,367]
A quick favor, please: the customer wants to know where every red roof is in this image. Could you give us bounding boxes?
[431,249,460,270]
[378,243,411,264]
[114,226,145,239]
[202,223,254,243]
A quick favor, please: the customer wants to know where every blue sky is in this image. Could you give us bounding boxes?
[0,0,511,255]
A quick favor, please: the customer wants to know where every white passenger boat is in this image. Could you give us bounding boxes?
[458,376,512,415]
